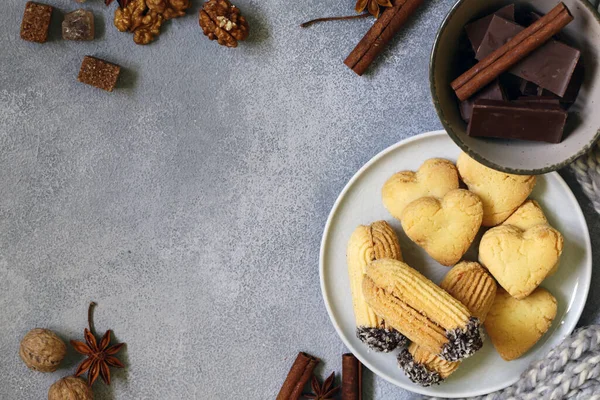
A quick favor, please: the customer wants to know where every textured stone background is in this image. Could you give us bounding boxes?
[1,0,599,399]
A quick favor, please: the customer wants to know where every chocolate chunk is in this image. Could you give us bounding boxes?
[20,2,53,43]
[498,73,525,100]
[475,15,580,97]
[475,16,523,60]
[78,56,121,92]
[560,61,585,105]
[515,96,561,106]
[468,99,567,143]
[459,79,505,123]
[519,79,543,97]
[515,61,584,109]
[465,4,515,52]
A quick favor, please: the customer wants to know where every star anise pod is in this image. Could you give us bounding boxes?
[355,0,393,18]
[70,302,125,386]
[105,0,130,8]
[303,372,340,400]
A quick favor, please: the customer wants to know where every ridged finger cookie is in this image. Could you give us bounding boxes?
[457,152,535,227]
[347,221,406,351]
[382,159,459,221]
[398,262,496,385]
[364,259,483,361]
[401,189,483,266]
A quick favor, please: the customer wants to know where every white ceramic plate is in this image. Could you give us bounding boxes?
[319,130,592,398]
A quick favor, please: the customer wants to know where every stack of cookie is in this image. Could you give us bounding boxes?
[346,153,563,387]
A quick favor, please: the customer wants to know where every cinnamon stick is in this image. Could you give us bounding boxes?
[344,0,425,76]
[276,352,320,400]
[342,353,362,400]
[451,2,574,101]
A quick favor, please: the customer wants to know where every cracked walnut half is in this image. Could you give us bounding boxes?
[199,0,249,48]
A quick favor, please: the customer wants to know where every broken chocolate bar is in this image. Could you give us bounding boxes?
[460,79,505,123]
[466,4,515,52]
[20,2,53,43]
[475,15,580,97]
[520,62,584,106]
[78,56,121,92]
[515,96,561,106]
[467,100,567,143]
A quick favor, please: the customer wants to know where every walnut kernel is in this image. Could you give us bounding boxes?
[48,376,93,400]
[114,0,188,45]
[19,328,66,373]
[147,0,190,20]
[199,0,249,48]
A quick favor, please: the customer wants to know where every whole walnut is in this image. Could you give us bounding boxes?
[48,376,93,400]
[199,0,249,48]
[19,328,66,372]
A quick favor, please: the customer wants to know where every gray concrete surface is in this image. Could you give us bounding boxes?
[1,0,599,398]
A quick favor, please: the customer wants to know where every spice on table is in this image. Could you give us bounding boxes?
[355,0,392,19]
[451,2,574,102]
[344,0,425,76]
[342,353,362,400]
[71,302,126,385]
[303,372,340,400]
[199,0,249,48]
[20,2,53,43]
[78,56,121,92]
[48,376,93,400]
[19,328,67,372]
[276,352,320,400]
[300,13,370,28]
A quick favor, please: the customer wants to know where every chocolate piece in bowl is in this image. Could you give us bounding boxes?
[78,56,121,92]
[451,3,574,102]
[517,61,584,108]
[63,9,95,41]
[468,99,567,143]
[515,96,561,106]
[20,2,53,43]
[465,4,515,52]
[475,15,581,97]
[459,79,506,123]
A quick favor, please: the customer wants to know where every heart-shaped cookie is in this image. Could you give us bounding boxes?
[479,202,563,299]
[502,200,561,277]
[457,152,536,227]
[485,288,557,361]
[382,158,459,221]
[502,199,547,229]
[401,189,483,266]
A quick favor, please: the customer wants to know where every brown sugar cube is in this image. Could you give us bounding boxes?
[78,56,121,92]
[20,2,53,43]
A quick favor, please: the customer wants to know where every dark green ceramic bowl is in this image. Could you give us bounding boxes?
[430,0,600,175]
